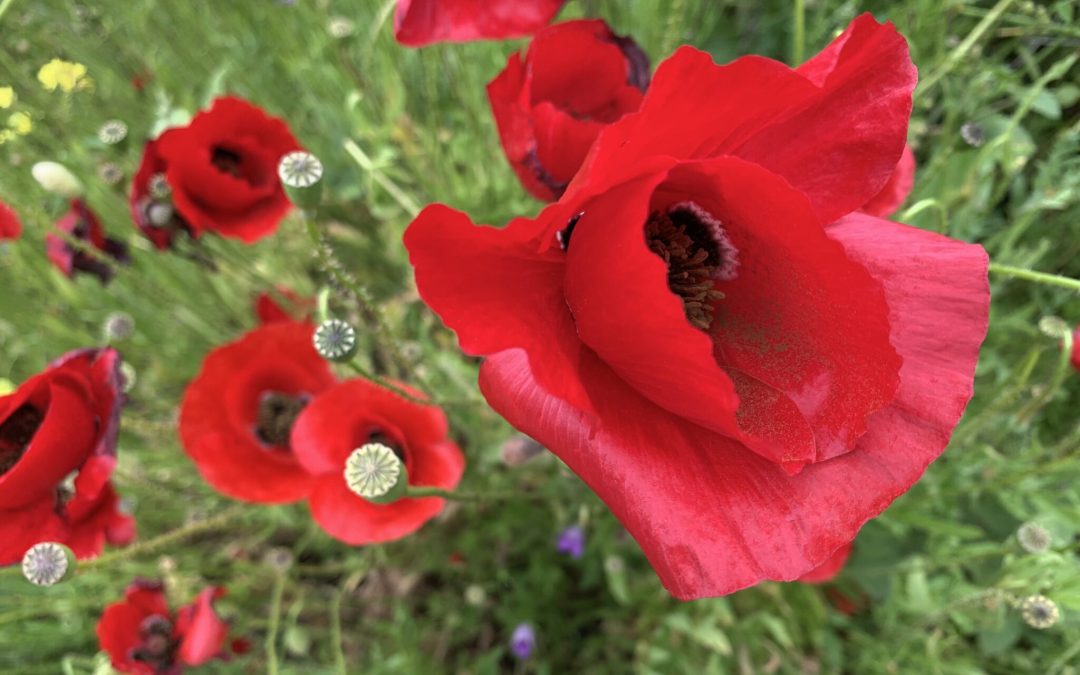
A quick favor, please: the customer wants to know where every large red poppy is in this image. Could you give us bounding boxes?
[290,379,465,545]
[46,199,129,283]
[487,19,649,201]
[0,199,21,241]
[153,96,301,243]
[405,15,990,598]
[394,0,566,47]
[97,580,232,674]
[0,348,133,565]
[179,321,336,503]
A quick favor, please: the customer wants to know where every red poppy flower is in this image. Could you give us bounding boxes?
[129,139,193,250]
[0,348,131,565]
[290,379,465,544]
[1071,327,1079,372]
[153,96,301,243]
[254,287,314,325]
[0,199,21,241]
[179,321,335,503]
[860,144,916,217]
[488,19,650,201]
[797,543,852,584]
[394,0,566,47]
[405,15,990,598]
[97,580,233,674]
[46,199,129,283]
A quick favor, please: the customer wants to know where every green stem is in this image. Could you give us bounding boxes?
[0,0,16,25]
[988,263,1080,292]
[343,138,421,216]
[917,0,1018,96]
[791,0,805,65]
[404,485,543,502]
[330,588,348,675]
[266,572,287,675]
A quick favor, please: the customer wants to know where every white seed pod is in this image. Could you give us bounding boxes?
[1020,595,1060,629]
[102,311,135,341]
[278,151,323,188]
[97,162,124,185]
[147,202,175,228]
[148,172,172,200]
[22,543,74,586]
[1017,522,1052,554]
[97,119,128,145]
[32,161,84,198]
[313,319,357,362]
[344,443,404,500]
[327,16,355,39]
[1037,316,1069,339]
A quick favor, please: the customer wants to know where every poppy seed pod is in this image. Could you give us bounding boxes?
[344,442,408,503]
[313,319,357,362]
[278,151,324,211]
[21,542,74,586]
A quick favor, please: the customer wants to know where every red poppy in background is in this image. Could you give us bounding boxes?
[97,580,234,674]
[179,321,336,503]
[129,138,192,250]
[290,379,465,545]
[254,287,314,325]
[152,96,301,243]
[1071,327,1079,372]
[860,144,916,217]
[0,348,132,565]
[406,15,990,598]
[488,19,650,201]
[0,199,22,241]
[797,543,852,584]
[46,199,129,283]
[394,0,566,47]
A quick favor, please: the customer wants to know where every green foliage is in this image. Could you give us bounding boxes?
[0,0,1079,673]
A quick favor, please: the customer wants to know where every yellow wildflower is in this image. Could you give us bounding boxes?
[37,59,89,93]
[0,87,13,109]
[0,130,14,144]
[8,112,31,135]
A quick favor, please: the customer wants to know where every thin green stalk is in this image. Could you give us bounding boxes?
[0,0,17,25]
[988,263,1080,292]
[917,0,1018,96]
[330,588,348,675]
[343,138,421,216]
[405,485,544,503]
[791,0,806,65]
[266,572,287,675]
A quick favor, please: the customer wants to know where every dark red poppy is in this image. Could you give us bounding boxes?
[97,580,233,674]
[488,19,649,201]
[0,199,22,241]
[797,543,852,584]
[290,379,465,544]
[1071,327,1079,372]
[0,348,132,565]
[394,0,566,47]
[860,144,915,217]
[129,139,193,250]
[46,199,129,283]
[153,96,301,243]
[255,287,314,325]
[179,321,336,503]
[405,15,990,598]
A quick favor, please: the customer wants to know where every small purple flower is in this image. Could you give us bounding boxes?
[556,525,586,559]
[510,623,536,660]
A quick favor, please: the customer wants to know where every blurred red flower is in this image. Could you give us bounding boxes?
[405,15,990,598]
[129,138,192,250]
[97,580,233,674]
[1071,327,1080,372]
[860,144,916,217]
[151,96,301,244]
[254,287,314,325]
[0,348,133,565]
[0,199,22,241]
[290,379,465,544]
[394,0,565,47]
[488,19,649,201]
[179,321,335,503]
[46,199,129,283]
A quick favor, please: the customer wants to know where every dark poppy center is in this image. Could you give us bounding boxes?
[0,404,44,476]
[367,428,406,462]
[644,201,739,331]
[132,614,178,670]
[211,146,244,178]
[255,392,307,449]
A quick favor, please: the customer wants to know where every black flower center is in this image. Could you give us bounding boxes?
[211,146,243,178]
[255,392,307,448]
[644,202,738,331]
[0,404,44,476]
[132,614,178,671]
[367,428,406,462]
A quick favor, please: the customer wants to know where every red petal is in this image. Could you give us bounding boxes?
[1071,328,1080,372]
[478,215,987,598]
[97,581,170,675]
[860,144,916,217]
[176,587,229,666]
[0,498,68,566]
[394,0,566,47]
[797,542,852,584]
[0,199,22,241]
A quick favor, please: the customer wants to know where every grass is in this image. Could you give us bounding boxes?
[0,0,1079,672]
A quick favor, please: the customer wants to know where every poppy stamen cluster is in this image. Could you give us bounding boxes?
[0,404,44,474]
[254,392,308,449]
[131,614,178,670]
[644,201,736,330]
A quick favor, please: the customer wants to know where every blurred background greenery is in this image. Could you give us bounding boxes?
[0,0,1079,672]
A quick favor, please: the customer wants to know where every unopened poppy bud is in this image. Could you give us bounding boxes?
[344,442,407,503]
[1020,595,1059,629]
[1038,316,1069,339]
[313,318,357,362]
[278,151,324,210]
[1017,522,1051,554]
[32,161,84,198]
[103,311,134,341]
[97,119,128,145]
[22,542,74,586]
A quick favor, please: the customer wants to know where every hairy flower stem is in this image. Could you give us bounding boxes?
[988,263,1080,292]
[266,571,287,675]
[791,0,805,64]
